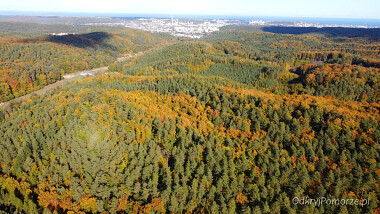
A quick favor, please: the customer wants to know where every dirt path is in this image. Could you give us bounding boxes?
[0,53,141,109]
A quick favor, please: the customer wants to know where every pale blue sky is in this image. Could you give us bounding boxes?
[1,0,380,19]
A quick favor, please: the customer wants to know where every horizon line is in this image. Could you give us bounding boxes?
[1,10,380,21]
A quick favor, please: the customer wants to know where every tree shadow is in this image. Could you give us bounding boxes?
[23,32,114,49]
[47,32,113,48]
[261,26,380,40]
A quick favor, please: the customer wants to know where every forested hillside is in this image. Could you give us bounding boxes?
[202,27,380,102]
[0,22,125,38]
[0,24,379,213]
[0,24,173,102]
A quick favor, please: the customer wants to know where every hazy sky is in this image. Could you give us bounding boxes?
[1,0,380,19]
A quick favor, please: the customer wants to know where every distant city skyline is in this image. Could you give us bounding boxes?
[1,0,380,20]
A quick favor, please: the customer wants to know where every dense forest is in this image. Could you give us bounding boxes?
[0,23,379,214]
[0,24,174,102]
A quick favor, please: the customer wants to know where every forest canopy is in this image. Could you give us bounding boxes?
[0,23,379,214]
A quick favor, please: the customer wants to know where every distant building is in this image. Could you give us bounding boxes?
[50,33,76,36]
[80,72,94,76]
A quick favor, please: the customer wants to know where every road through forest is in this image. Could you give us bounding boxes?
[0,53,142,109]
